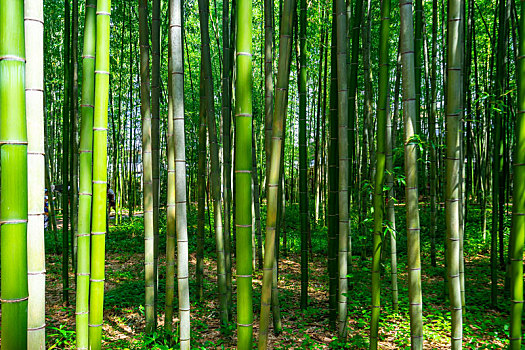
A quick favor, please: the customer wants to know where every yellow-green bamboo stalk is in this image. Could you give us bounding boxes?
[0,1,28,348]
[75,0,96,347]
[88,0,111,348]
[25,0,46,348]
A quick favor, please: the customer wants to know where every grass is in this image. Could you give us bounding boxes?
[41,201,516,349]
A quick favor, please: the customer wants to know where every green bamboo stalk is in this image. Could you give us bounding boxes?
[445,0,464,347]
[168,0,191,346]
[87,0,110,348]
[370,0,391,345]
[70,0,79,270]
[165,49,176,335]
[335,0,348,338]
[75,0,96,347]
[0,1,28,348]
[298,0,308,310]
[327,3,338,328]
[347,0,363,196]
[399,0,423,347]
[388,46,401,314]
[196,67,206,301]
[62,0,71,305]
[235,0,254,344]
[429,0,438,269]
[264,0,274,210]
[25,0,46,347]
[258,0,295,346]
[509,2,525,347]
[198,0,229,326]
[138,0,156,333]
[222,0,233,316]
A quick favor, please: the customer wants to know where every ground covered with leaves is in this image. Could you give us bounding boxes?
[43,204,514,349]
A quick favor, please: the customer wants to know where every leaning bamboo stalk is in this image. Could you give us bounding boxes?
[88,0,111,348]
[75,0,96,347]
[25,0,46,348]
[198,0,229,326]
[0,1,29,348]
[258,0,296,347]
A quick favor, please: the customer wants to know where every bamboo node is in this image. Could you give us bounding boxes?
[0,140,28,145]
[95,70,110,75]
[0,55,25,62]
[96,11,111,16]
[27,324,46,331]
[0,219,28,225]
[1,296,29,303]
[237,52,252,57]
[88,323,103,327]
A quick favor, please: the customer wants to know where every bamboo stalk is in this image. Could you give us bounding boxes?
[0,1,29,348]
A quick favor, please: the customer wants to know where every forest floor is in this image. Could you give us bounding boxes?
[43,205,513,349]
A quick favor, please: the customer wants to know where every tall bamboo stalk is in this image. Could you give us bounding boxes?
[196,67,206,301]
[138,0,156,333]
[335,0,349,338]
[327,3,339,328]
[258,0,295,346]
[509,1,525,347]
[25,0,46,347]
[151,0,161,317]
[70,0,79,269]
[388,47,401,314]
[0,1,28,348]
[222,0,233,315]
[445,0,464,347]
[88,0,110,347]
[62,0,71,305]
[235,0,254,344]
[298,0,309,310]
[370,0,391,346]
[75,1,96,346]
[168,0,191,345]
[429,0,438,269]
[399,0,423,347]
[165,45,176,336]
[198,0,229,326]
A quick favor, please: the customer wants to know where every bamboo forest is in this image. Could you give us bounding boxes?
[1,0,525,348]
